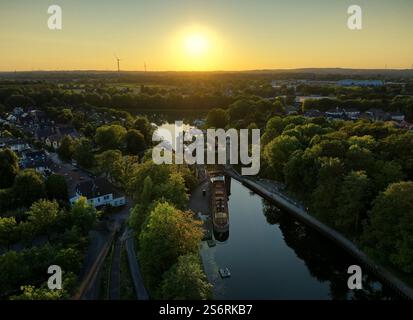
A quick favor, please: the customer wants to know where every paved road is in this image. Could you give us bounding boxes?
[109,237,122,300]
[124,229,149,300]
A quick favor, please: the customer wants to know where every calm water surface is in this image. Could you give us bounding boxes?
[200,179,400,300]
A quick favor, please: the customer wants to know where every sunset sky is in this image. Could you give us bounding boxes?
[1,0,413,71]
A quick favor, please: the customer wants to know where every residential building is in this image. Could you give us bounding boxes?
[70,177,126,208]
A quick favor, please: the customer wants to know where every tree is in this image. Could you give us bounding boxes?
[58,135,75,161]
[264,135,302,180]
[160,254,212,300]
[13,169,46,207]
[58,108,73,124]
[27,199,60,238]
[128,169,189,235]
[335,171,372,236]
[362,182,413,273]
[273,100,286,115]
[310,157,344,225]
[0,217,18,250]
[70,197,97,234]
[126,129,146,155]
[95,124,127,150]
[73,138,94,168]
[11,285,64,300]
[96,149,123,184]
[0,148,19,188]
[139,202,203,293]
[46,174,68,202]
[284,149,319,199]
[372,160,405,193]
[133,116,153,144]
[345,145,375,173]
[206,108,228,128]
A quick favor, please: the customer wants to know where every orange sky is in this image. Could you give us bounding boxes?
[1,0,413,71]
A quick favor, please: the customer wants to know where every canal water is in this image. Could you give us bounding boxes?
[200,179,400,300]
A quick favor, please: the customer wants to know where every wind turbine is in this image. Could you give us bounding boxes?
[114,55,122,72]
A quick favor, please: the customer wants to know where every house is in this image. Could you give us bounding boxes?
[35,127,55,141]
[0,138,30,153]
[45,127,79,150]
[70,177,126,208]
[6,114,17,123]
[30,110,49,125]
[343,108,361,120]
[325,107,346,119]
[13,107,24,116]
[366,108,391,121]
[8,138,30,153]
[390,112,405,122]
[20,149,53,174]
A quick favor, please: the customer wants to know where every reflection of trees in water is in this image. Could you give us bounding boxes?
[262,200,400,300]
[262,200,284,225]
[213,230,229,242]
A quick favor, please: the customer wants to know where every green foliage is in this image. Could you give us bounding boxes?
[128,161,190,235]
[133,116,154,145]
[70,197,98,234]
[0,148,19,188]
[206,108,229,128]
[126,129,146,155]
[0,217,18,249]
[284,150,319,198]
[12,169,46,207]
[261,115,413,277]
[362,182,413,273]
[335,171,372,236]
[139,202,203,293]
[159,254,212,300]
[9,271,76,300]
[73,137,95,168]
[310,157,344,225]
[46,174,68,202]
[95,124,127,150]
[58,135,75,161]
[96,149,123,184]
[264,135,302,180]
[0,244,83,295]
[27,199,61,237]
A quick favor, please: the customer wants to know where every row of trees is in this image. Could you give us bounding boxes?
[261,115,413,273]
[302,96,413,121]
[128,160,212,299]
[206,98,286,130]
[58,119,151,170]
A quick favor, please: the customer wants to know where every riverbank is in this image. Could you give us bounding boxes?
[224,166,413,300]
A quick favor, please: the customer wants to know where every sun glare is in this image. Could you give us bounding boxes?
[185,33,208,56]
[170,25,223,70]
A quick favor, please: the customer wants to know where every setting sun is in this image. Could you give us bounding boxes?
[185,33,209,56]
[168,25,225,70]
